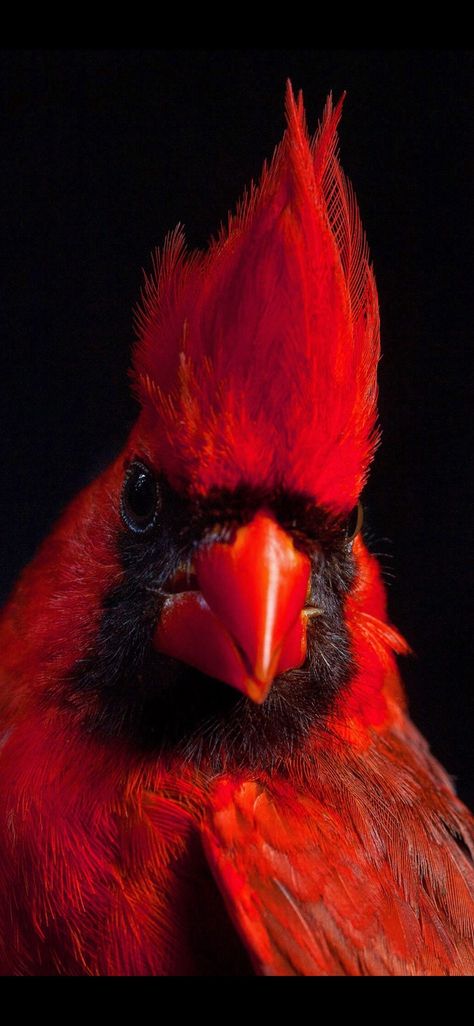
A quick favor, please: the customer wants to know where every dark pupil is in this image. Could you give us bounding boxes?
[126,469,156,523]
[346,501,362,539]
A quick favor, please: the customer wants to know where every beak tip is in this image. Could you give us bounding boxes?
[244,677,273,705]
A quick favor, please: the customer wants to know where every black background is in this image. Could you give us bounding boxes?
[1,50,472,806]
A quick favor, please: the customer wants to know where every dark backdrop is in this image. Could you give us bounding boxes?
[1,50,472,806]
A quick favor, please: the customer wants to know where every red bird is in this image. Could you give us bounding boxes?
[1,85,473,976]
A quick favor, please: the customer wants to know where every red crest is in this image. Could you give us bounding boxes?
[133,83,380,512]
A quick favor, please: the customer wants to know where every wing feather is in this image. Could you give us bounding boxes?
[203,723,474,976]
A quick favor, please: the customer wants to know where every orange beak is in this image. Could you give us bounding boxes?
[153,512,311,703]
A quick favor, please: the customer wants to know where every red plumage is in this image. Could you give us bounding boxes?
[134,88,379,511]
[0,83,473,976]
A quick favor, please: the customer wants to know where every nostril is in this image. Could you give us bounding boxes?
[200,523,239,547]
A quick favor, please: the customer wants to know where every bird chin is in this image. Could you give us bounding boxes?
[152,591,307,704]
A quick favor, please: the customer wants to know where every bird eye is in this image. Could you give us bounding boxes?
[121,461,160,534]
[346,501,363,542]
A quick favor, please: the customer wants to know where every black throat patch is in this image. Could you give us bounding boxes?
[62,480,356,773]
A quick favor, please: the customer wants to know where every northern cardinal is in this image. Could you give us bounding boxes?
[1,84,473,977]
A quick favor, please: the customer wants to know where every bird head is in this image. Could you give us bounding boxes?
[12,84,407,769]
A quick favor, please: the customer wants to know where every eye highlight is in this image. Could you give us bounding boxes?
[121,461,160,534]
[346,501,364,542]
